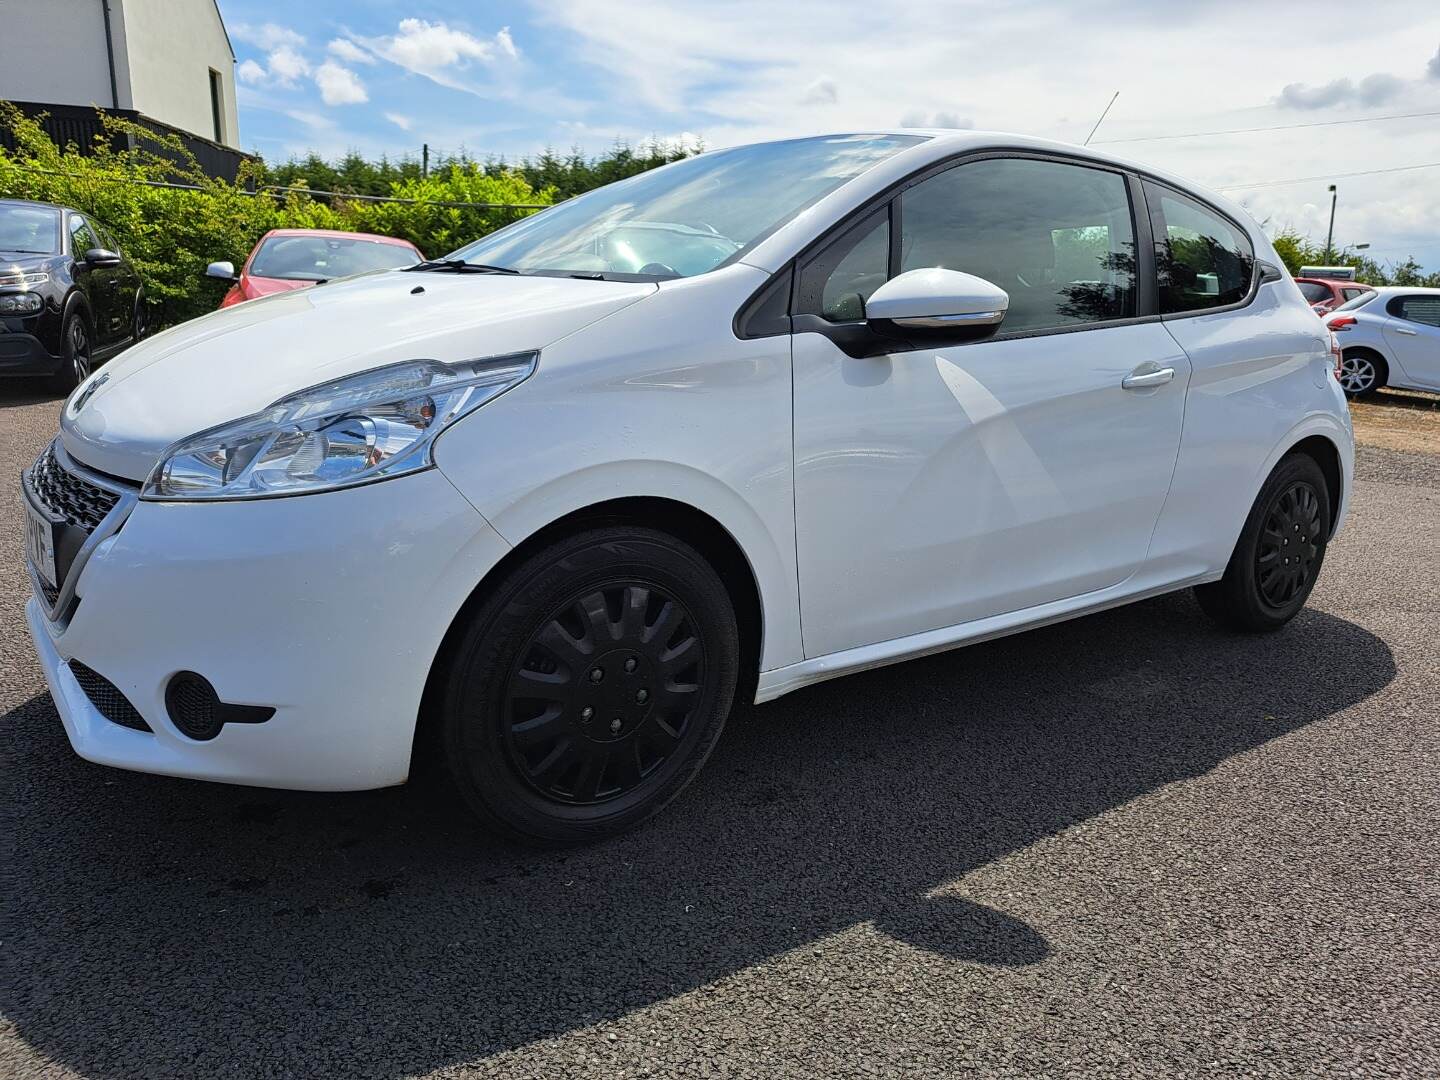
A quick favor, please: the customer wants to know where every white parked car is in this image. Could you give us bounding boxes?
[1326,286,1440,397]
[23,132,1354,843]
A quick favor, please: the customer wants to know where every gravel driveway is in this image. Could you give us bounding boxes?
[2,387,1436,1079]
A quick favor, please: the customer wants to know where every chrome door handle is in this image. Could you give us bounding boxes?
[1394,328,1418,336]
[1122,366,1176,390]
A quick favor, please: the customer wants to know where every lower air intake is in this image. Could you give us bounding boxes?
[69,661,152,732]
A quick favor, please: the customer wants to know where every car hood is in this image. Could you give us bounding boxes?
[0,252,53,276]
[61,269,656,481]
[243,275,315,299]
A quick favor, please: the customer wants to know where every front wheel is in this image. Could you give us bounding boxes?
[439,527,740,844]
[48,310,92,394]
[1194,454,1332,632]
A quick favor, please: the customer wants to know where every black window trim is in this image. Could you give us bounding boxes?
[1142,178,1264,322]
[735,144,1277,345]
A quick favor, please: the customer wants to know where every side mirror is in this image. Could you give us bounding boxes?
[205,260,238,282]
[865,268,1009,333]
[83,248,122,269]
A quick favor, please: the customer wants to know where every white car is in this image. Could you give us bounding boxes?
[1326,286,1440,397]
[22,132,1354,843]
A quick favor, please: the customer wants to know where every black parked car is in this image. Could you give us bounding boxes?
[0,198,146,391]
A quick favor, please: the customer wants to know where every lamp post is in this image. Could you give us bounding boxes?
[1324,184,1337,264]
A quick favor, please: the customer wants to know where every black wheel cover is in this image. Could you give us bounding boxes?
[501,581,705,805]
[1255,480,1323,610]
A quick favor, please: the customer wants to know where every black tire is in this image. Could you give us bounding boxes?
[439,526,740,844]
[1194,453,1332,632]
[1338,348,1387,398]
[48,308,93,394]
[132,292,148,344]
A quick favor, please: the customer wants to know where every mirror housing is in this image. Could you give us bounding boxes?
[83,248,122,269]
[865,268,1009,332]
[205,260,238,282]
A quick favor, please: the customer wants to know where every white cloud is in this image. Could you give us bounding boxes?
[899,110,973,129]
[352,18,525,98]
[384,112,413,131]
[314,61,368,106]
[267,46,311,87]
[232,22,305,50]
[379,18,496,74]
[801,77,837,106]
[236,59,267,85]
[327,38,375,65]
[1278,73,1406,110]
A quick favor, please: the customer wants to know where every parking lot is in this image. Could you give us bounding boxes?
[1,387,1437,1078]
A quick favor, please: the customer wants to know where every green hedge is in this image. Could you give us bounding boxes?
[0,105,555,327]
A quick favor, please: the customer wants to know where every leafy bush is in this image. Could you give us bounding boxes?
[1268,226,1440,288]
[0,105,556,327]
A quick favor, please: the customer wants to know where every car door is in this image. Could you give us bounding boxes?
[67,214,119,346]
[1381,293,1440,389]
[791,154,1191,658]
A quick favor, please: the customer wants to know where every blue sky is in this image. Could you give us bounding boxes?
[221,1,1440,268]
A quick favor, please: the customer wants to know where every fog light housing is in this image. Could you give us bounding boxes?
[165,671,275,741]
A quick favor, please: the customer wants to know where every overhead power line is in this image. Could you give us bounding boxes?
[1219,161,1440,191]
[1095,109,1440,145]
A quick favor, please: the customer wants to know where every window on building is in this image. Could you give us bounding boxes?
[209,69,225,143]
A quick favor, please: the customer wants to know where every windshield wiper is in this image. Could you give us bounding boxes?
[406,259,520,275]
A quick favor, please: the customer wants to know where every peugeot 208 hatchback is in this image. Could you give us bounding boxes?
[23,132,1353,844]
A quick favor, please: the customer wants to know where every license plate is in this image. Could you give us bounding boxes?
[24,499,58,591]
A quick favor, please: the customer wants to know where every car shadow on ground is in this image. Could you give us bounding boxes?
[1,592,1395,1078]
[0,380,62,408]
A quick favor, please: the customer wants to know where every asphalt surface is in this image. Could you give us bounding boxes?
[1,385,1437,1079]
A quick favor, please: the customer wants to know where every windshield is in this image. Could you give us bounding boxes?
[446,134,925,280]
[250,235,421,281]
[0,204,60,254]
[1295,281,1332,304]
[1334,290,1378,312]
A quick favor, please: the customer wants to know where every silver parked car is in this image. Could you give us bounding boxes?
[1327,287,1440,397]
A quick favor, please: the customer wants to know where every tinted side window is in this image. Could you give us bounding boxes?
[1341,287,1367,301]
[795,208,889,323]
[68,215,96,254]
[1391,295,1440,327]
[1147,184,1255,313]
[897,157,1137,333]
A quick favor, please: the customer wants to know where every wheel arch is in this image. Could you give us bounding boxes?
[1283,432,1346,539]
[412,495,766,774]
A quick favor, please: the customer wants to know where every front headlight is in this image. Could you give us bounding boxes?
[142,352,536,500]
[0,292,44,315]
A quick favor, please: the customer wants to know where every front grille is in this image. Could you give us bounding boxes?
[69,661,152,732]
[29,444,121,532]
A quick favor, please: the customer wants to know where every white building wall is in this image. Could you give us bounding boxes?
[0,0,128,110]
[115,0,239,147]
[0,0,238,149]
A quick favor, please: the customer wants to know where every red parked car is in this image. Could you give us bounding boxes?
[206,229,424,307]
[1293,276,1374,316]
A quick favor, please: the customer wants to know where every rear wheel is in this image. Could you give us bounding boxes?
[439,527,740,844]
[1194,453,1332,632]
[1338,349,1386,398]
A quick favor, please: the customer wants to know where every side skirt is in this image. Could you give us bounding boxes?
[754,570,1220,704]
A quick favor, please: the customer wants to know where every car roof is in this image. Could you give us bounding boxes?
[1294,277,1372,287]
[1365,285,1440,296]
[0,197,72,215]
[259,228,420,248]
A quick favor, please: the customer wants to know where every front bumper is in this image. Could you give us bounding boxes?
[0,330,64,376]
[25,463,511,790]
